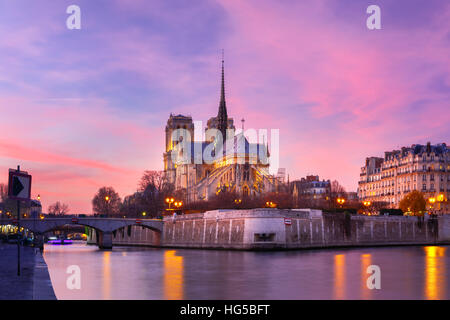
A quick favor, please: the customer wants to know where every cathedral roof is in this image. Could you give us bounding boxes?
[179,134,269,165]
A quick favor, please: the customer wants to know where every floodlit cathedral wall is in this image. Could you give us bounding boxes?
[162,60,278,203]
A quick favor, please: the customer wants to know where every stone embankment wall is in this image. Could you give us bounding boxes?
[88,225,161,247]
[98,209,450,250]
[161,209,449,250]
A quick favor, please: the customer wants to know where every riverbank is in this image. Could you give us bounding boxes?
[0,244,56,300]
[87,209,450,250]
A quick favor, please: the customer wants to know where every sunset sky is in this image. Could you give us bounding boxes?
[0,0,449,213]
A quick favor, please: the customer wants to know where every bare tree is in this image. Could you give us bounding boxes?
[328,180,347,210]
[134,171,174,217]
[139,170,172,193]
[48,201,70,216]
[92,187,121,216]
[330,180,346,197]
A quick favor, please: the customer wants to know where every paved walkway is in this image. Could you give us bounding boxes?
[0,244,56,300]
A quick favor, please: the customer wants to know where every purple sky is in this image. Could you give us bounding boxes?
[0,0,449,213]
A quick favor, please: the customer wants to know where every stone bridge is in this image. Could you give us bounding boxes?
[0,217,164,249]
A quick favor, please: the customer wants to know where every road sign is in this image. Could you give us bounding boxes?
[284,218,292,226]
[8,170,32,201]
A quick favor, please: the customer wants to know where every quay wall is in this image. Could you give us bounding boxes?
[87,225,160,247]
[90,209,450,250]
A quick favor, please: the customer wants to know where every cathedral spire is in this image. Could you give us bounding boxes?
[217,50,228,141]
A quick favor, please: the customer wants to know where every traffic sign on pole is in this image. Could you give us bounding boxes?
[8,170,32,201]
[7,166,31,277]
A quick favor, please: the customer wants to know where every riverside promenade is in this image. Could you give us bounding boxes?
[0,244,56,300]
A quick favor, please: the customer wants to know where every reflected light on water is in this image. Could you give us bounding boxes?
[424,246,446,300]
[333,254,345,300]
[164,250,184,300]
[102,251,111,300]
[361,254,372,299]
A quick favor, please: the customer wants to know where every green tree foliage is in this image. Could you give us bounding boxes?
[399,190,426,216]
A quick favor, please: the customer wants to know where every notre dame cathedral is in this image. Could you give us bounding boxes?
[163,58,279,203]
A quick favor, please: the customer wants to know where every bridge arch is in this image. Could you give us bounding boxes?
[0,217,164,249]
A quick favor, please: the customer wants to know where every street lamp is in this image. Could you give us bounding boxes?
[165,197,175,210]
[174,201,183,209]
[265,201,277,208]
[428,197,436,215]
[362,200,371,215]
[104,195,110,217]
[337,197,346,208]
[142,211,147,217]
[436,194,447,215]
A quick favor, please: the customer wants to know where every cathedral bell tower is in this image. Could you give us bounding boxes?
[163,114,194,184]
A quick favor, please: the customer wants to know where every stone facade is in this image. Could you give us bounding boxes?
[99,209,450,250]
[291,175,331,207]
[358,142,450,213]
[159,209,449,249]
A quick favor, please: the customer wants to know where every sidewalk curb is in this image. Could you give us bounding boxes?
[32,251,57,300]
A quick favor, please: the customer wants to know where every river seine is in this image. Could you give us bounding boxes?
[43,243,449,300]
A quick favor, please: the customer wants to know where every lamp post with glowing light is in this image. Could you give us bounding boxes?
[174,201,183,215]
[165,197,175,210]
[174,201,183,209]
[428,196,436,215]
[436,193,446,215]
[265,201,277,208]
[105,195,110,217]
[363,200,371,215]
[337,197,346,209]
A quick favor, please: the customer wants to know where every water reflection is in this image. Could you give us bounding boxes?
[102,251,111,300]
[163,250,184,300]
[333,254,345,299]
[361,254,372,300]
[43,244,450,300]
[424,246,446,300]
